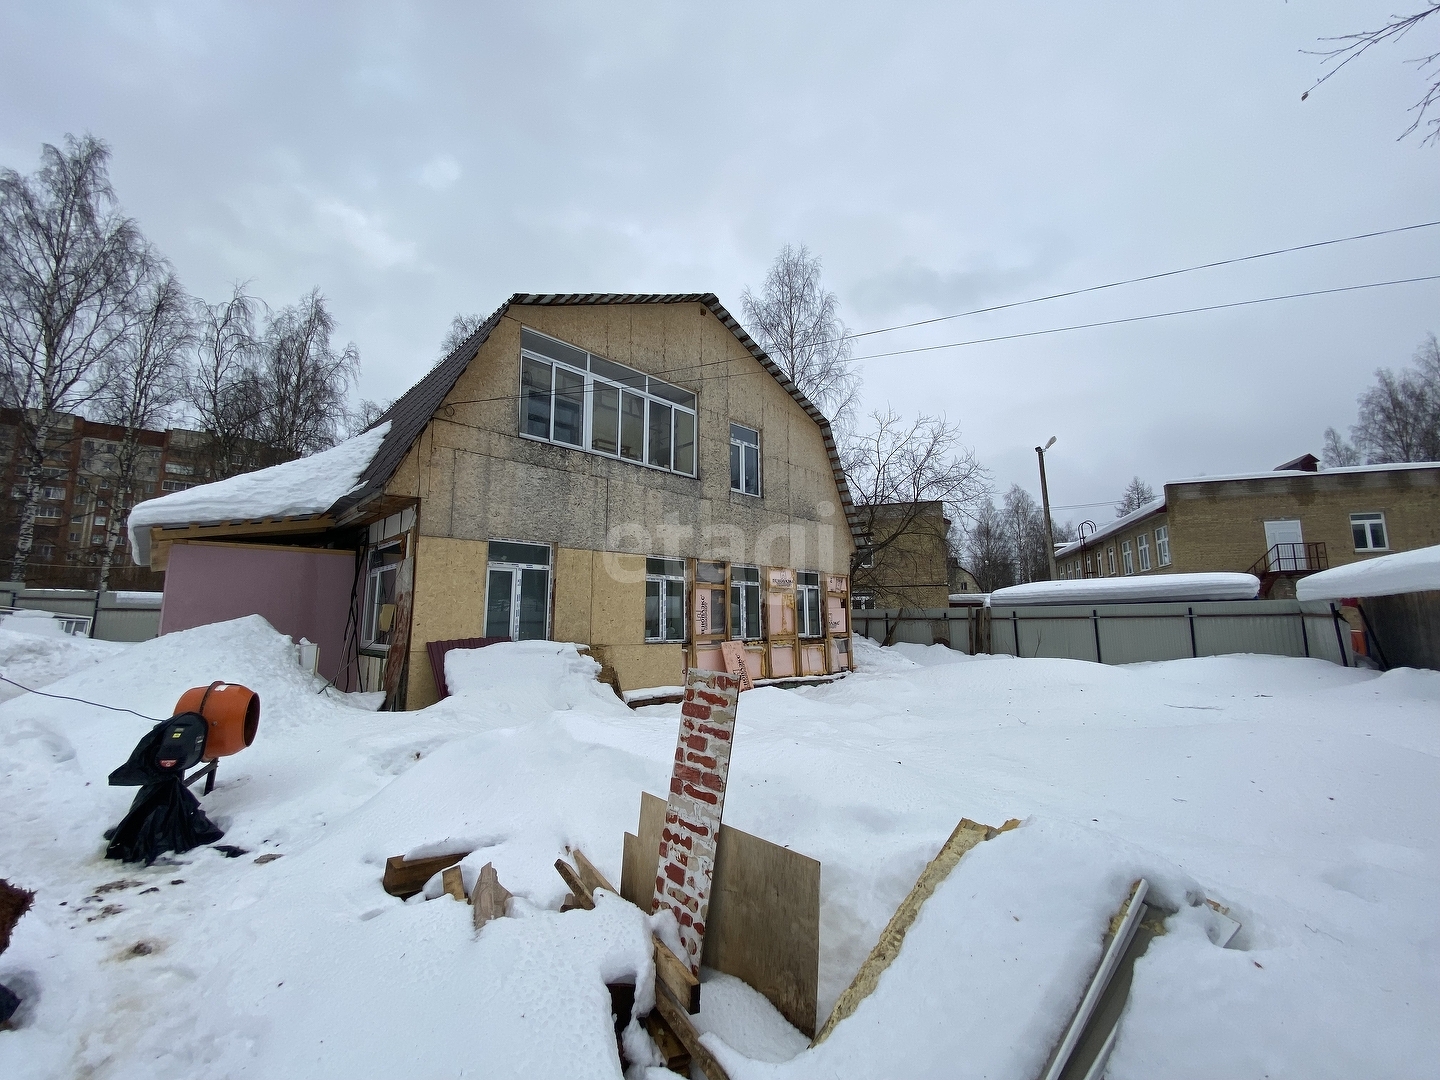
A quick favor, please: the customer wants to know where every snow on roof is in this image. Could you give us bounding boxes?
[1296,544,1440,601]
[988,572,1260,606]
[127,422,390,564]
[1166,461,1440,486]
[1055,496,1166,559]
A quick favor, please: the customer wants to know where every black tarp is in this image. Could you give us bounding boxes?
[104,718,224,865]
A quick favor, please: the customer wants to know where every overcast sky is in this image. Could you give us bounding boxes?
[2,2,1435,524]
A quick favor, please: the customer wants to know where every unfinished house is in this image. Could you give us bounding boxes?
[130,294,860,709]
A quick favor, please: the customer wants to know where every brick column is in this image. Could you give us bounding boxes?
[653,668,741,975]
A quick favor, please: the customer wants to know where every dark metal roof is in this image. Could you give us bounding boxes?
[330,292,861,544]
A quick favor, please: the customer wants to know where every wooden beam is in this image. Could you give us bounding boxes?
[553,858,595,910]
[440,865,467,903]
[642,1011,691,1073]
[654,939,701,1014]
[653,983,731,1080]
[382,851,469,899]
[572,849,615,896]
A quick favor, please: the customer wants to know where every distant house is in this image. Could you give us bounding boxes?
[851,500,951,610]
[1055,457,1440,598]
[128,294,861,708]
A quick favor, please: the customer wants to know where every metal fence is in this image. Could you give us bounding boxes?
[856,599,1356,667]
[0,585,162,642]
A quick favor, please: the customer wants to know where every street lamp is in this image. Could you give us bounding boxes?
[1035,436,1057,581]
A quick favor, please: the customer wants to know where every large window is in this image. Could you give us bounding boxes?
[485,540,551,641]
[730,424,760,496]
[798,571,822,637]
[1155,525,1171,567]
[1351,512,1388,551]
[362,542,405,648]
[730,565,762,640]
[1137,533,1152,571]
[1121,540,1134,575]
[1107,547,1117,576]
[520,328,695,476]
[645,558,687,642]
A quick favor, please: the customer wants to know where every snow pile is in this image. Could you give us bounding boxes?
[1297,544,1440,600]
[0,609,79,639]
[0,625,130,702]
[125,422,390,563]
[989,572,1260,606]
[2,621,1438,1078]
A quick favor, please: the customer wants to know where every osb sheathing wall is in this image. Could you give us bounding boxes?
[387,302,853,709]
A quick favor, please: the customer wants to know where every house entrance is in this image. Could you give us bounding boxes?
[485,540,552,640]
[1263,519,1307,571]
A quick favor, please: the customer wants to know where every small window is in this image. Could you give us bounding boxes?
[362,542,405,648]
[853,590,876,610]
[1121,540,1134,575]
[91,534,104,545]
[1085,554,1093,577]
[798,571,822,637]
[1107,547,1116,576]
[93,515,107,527]
[1137,533,1152,571]
[730,565,762,640]
[1351,512,1388,552]
[730,424,760,496]
[69,531,79,542]
[485,540,551,641]
[646,558,687,642]
[1155,525,1171,567]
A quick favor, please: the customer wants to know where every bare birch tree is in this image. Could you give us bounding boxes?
[1321,426,1361,467]
[1304,4,1440,144]
[1352,336,1440,462]
[741,244,860,430]
[254,288,359,463]
[89,266,190,628]
[843,408,989,585]
[186,284,265,480]
[0,135,147,581]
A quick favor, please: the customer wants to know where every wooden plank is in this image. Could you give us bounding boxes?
[812,818,1012,1044]
[382,851,468,899]
[653,983,731,1080]
[620,831,644,908]
[553,859,595,910]
[718,640,754,690]
[642,1011,691,1073]
[381,531,416,711]
[440,864,467,903]
[572,849,615,896]
[705,818,820,1036]
[654,939,701,1014]
[472,862,511,930]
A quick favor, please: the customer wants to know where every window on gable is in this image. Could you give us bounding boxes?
[730,424,760,496]
[519,327,696,476]
[1351,512,1388,551]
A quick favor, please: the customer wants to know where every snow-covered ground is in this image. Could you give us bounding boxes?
[1,620,1436,1078]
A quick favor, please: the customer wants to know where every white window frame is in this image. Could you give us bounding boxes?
[1107,547,1116,576]
[1137,533,1151,571]
[1121,540,1134,575]
[646,557,688,642]
[1155,525,1171,566]
[1350,512,1388,552]
[730,565,763,641]
[519,327,697,477]
[484,540,553,641]
[730,423,761,496]
[797,571,822,638]
[362,540,406,649]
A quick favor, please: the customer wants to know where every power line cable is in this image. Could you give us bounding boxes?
[0,672,162,721]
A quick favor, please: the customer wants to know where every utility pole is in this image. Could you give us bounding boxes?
[1036,437,1057,581]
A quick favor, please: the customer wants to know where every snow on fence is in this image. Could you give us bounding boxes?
[856,600,1356,667]
[0,585,163,643]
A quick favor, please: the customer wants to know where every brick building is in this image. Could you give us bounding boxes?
[1055,456,1440,598]
[851,501,953,610]
[0,409,212,590]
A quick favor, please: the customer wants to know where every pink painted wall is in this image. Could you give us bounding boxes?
[159,543,357,685]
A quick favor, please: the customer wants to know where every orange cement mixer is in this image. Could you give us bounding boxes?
[173,681,260,759]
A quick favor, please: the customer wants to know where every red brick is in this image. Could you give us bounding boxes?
[681,701,711,721]
[670,777,683,795]
[685,752,717,769]
[697,723,731,740]
[665,863,684,885]
[674,764,702,784]
[683,783,718,804]
[699,771,724,791]
[697,690,729,707]
[685,734,708,751]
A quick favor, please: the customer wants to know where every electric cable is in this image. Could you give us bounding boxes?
[0,673,162,721]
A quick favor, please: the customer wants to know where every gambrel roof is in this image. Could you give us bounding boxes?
[333,293,861,543]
